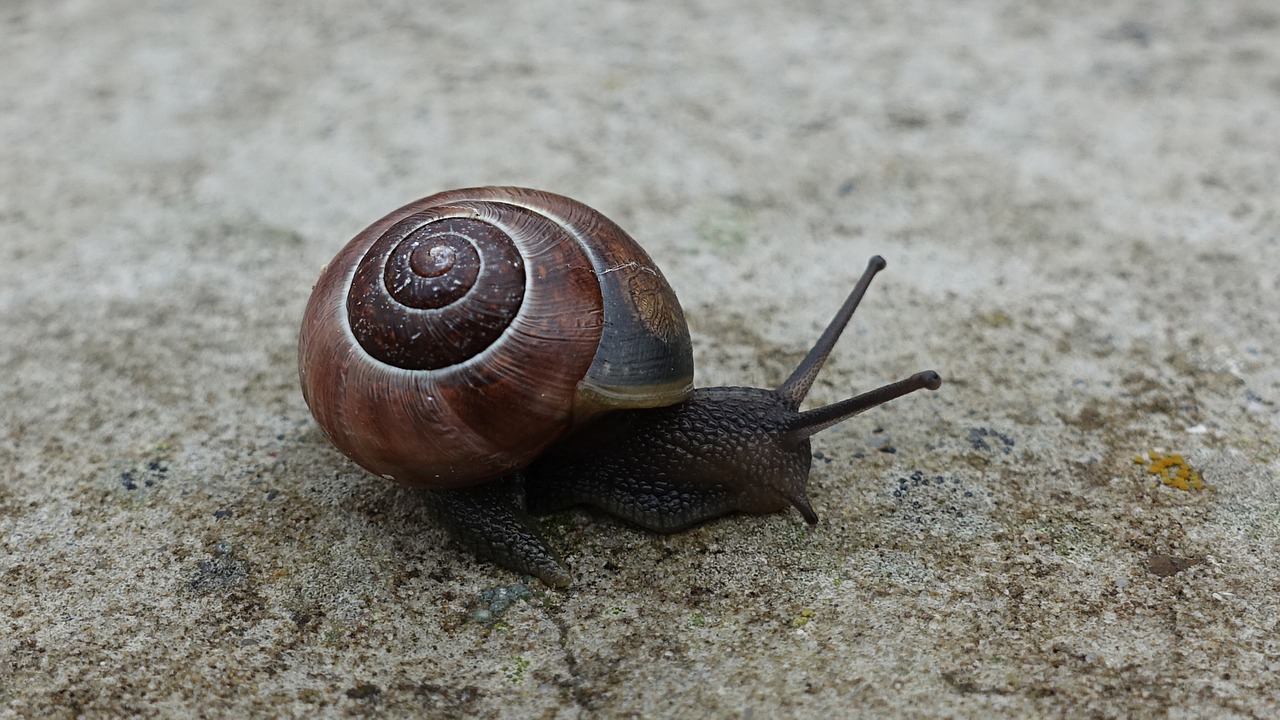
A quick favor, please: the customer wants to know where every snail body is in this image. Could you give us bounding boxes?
[299,187,940,586]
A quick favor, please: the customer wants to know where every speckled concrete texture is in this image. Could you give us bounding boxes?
[3,1,1279,717]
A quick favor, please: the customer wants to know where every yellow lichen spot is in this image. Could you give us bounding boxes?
[792,609,816,628]
[1134,451,1208,491]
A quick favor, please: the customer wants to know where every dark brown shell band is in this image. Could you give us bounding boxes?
[346,215,526,370]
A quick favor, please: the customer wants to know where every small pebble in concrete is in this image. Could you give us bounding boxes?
[469,582,533,624]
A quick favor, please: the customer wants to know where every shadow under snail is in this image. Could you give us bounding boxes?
[298,187,941,587]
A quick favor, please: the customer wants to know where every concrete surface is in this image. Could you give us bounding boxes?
[3,0,1279,717]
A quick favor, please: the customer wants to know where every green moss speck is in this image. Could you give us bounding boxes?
[507,656,531,683]
[321,629,343,648]
[696,213,748,249]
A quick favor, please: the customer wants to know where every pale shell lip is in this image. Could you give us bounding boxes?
[573,377,694,421]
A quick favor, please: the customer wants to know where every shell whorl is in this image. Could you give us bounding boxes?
[346,214,527,370]
[298,187,694,489]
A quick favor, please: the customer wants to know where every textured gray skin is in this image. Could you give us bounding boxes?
[425,479,573,588]
[527,387,814,532]
[430,386,817,587]
[427,386,808,584]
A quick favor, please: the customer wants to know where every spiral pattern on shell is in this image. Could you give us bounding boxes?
[346,216,527,370]
[298,187,694,489]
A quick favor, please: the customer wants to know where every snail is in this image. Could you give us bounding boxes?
[298,187,941,587]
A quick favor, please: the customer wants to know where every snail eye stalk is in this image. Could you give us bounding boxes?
[775,256,940,441]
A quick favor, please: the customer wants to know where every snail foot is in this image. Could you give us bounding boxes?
[425,477,572,588]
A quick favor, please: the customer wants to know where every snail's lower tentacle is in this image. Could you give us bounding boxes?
[423,476,572,588]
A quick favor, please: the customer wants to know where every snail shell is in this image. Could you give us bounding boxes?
[298,187,694,489]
